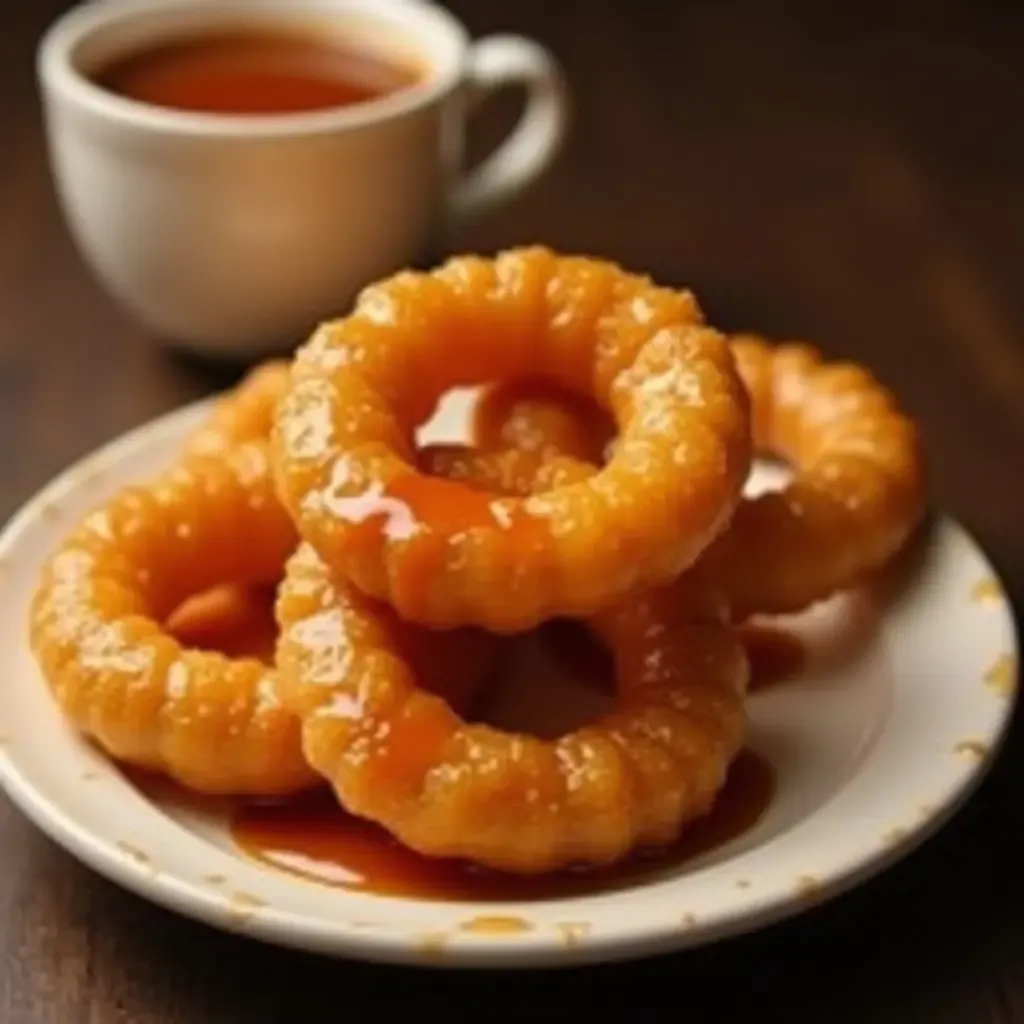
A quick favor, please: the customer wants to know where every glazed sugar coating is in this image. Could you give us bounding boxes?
[275,447,748,874]
[472,377,614,465]
[29,444,317,796]
[29,442,501,795]
[169,581,499,716]
[272,246,751,632]
[183,360,290,459]
[699,335,927,617]
[473,335,927,619]
[167,584,281,665]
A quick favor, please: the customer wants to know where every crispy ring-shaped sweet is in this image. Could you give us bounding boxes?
[29,444,314,795]
[272,246,752,632]
[275,446,747,873]
[168,584,281,665]
[474,335,926,618]
[706,335,926,616]
[29,445,496,795]
[472,377,615,466]
[183,360,290,459]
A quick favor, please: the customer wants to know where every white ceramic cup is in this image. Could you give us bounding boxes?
[37,0,568,358]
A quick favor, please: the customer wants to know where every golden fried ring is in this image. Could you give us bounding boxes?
[29,444,496,796]
[183,360,290,460]
[275,446,747,874]
[471,377,615,466]
[272,246,752,633]
[474,335,927,619]
[168,584,281,665]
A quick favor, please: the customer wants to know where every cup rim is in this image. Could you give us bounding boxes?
[37,0,469,138]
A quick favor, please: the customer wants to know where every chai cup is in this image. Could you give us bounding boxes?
[37,0,568,357]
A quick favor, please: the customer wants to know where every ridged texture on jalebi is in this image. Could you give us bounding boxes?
[473,377,614,465]
[183,359,290,459]
[275,447,747,874]
[704,335,926,617]
[473,334,927,619]
[272,246,751,632]
[30,444,313,795]
[29,443,498,795]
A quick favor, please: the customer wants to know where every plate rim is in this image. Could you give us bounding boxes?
[0,400,1018,968]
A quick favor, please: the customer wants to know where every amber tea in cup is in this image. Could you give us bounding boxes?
[39,0,567,356]
[91,26,422,115]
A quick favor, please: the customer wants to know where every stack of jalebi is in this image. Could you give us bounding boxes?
[29,246,926,874]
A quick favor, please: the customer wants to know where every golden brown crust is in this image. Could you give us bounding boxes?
[29,443,498,795]
[473,334,927,618]
[272,247,751,632]
[30,444,314,796]
[183,360,290,459]
[275,447,747,874]
[472,378,613,465]
[703,335,927,617]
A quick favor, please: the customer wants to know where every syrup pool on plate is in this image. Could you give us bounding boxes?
[160,582,794,900]
[229,748,775,902]
[230,620,786,902]
[740,623,807,691]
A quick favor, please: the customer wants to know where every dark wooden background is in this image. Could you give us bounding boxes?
[2,1,1023,1020]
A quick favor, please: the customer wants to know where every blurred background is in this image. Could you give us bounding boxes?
[2,2,1024,1020]
[2,1,1023,541]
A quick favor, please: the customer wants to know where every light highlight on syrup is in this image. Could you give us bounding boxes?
[230,748,775,901]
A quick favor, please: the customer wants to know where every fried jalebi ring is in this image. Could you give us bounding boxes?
[472,377,615,466]
[275,447,747,873]
[474,335,926,619]
[29,444,314,795]
[29,445,497,796]
[167,584,281,665]
[183,359,290,459]
[272,246,752,633]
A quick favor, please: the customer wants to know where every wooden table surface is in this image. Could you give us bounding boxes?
[2,1,1023,1020]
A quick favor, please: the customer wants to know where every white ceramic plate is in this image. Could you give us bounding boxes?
[0,391,1017,968]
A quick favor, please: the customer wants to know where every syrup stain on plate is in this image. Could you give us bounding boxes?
[741,624,807,692]
[230,748,775,902]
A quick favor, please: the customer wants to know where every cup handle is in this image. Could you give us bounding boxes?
[448,35,569,227]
